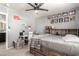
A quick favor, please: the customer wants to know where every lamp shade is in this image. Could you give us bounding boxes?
[52,26,54,28]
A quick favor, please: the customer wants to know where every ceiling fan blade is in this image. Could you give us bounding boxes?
[25,9,35,11]
[37,3,44,8]
[38,8,48,11]
[28,3,35,8]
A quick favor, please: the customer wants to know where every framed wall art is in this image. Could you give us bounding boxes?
[62,12,68,16]
[70,16,75,21]
[51,19,54,24]
[69,10,76,15]
[49,9,76,24]
[54,19,58,23]
[64,17,69,22]
[59,18,63,23]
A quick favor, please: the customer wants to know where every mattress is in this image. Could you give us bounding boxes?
[30,34,79,55]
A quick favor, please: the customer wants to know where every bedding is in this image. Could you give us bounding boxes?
[62,34,79,43]
[30,34,79,55]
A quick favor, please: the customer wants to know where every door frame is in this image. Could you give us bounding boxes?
[0,12,8,49]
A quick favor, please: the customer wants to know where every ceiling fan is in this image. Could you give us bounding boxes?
[26,3,48,11]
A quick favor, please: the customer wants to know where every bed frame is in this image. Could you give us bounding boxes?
[30,45,65,56]
[30,38,66,56]
[30,29,79,56]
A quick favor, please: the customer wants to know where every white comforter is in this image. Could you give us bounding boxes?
[30,34,79,55]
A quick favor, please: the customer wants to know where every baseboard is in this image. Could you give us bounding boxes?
[6,46,13,50]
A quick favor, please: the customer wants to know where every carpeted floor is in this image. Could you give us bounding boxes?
[0,42,33,56]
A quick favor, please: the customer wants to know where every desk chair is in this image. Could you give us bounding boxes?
[24,37,28,46]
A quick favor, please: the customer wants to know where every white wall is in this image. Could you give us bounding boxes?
[8,8,36,48]
[35,16,51,34]
[75,7,79,29]
[35,7,79,34]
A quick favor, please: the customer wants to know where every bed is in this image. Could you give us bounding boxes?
[29,34,79,56]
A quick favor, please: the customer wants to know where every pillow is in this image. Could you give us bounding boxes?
[65,34,77,37]
[62,34,79,43]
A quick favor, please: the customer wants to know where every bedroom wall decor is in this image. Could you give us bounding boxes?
[64,17,69,22]
[13,15,21,21]
[49,10,76,24]
[59,18,63,23]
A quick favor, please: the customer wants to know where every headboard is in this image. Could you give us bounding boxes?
[51,29,79,36]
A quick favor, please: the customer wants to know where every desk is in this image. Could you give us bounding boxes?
[22,35,28,37]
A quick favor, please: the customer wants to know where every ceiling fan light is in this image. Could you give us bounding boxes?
[6,3,10,7]
[35,10,39,14]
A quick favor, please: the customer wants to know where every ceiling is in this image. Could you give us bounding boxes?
[1,3,79,18]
